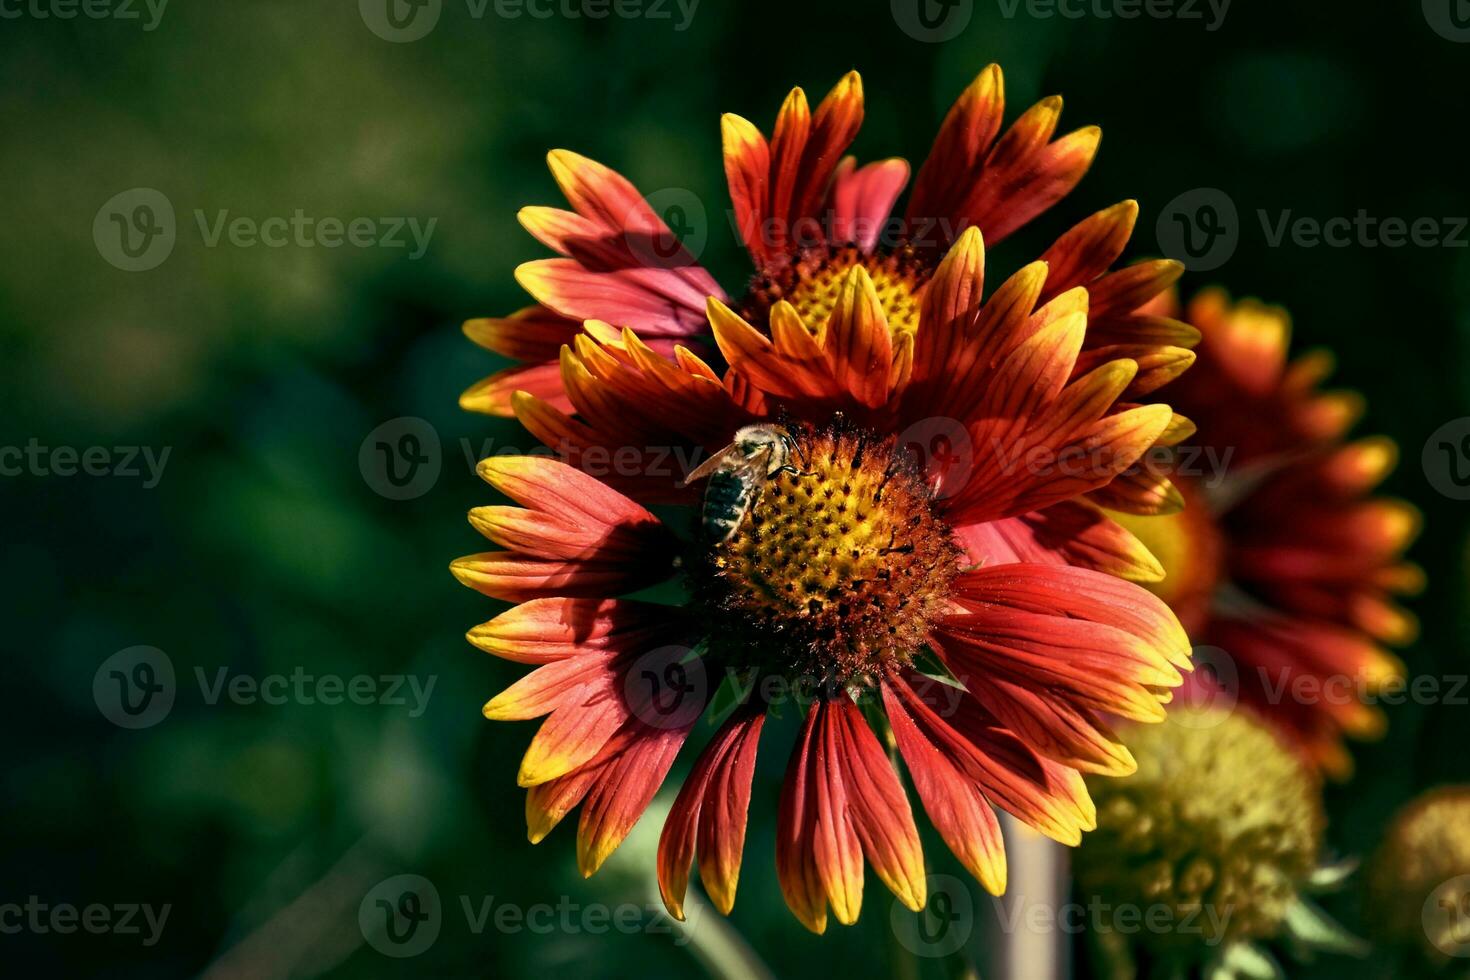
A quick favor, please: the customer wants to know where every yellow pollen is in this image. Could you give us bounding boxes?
[699,425,958,682]
[747,245,927,340]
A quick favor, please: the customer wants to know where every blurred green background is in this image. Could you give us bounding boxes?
[3,0,1468,976]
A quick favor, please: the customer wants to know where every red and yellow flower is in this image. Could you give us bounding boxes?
[1120,288,1422,777]
[453,66,1199,932]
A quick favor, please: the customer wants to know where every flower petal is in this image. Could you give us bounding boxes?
[884,676,1007,893]
[777,699,860,933]
[657,704,766,919]
[468,597,688,664]
[460,360,573,417]
[907,64,1004,232]
[829,156,909,252]
[577,719,698,877]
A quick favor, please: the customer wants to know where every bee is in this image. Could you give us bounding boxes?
[683,424,801,542]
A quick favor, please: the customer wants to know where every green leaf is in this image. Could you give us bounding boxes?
[1305,856,1360,894]
[704,666,752,726]
[1284,897,1371,958]
[1207,942,1284,980]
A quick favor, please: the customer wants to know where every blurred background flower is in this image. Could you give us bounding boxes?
[1074,706,1366,979]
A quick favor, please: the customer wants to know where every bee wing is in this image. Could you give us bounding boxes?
[682,444,744,485]
[728,447,775,483]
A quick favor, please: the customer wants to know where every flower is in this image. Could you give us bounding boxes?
[453,67,1198,933]
[461,65,1199,420]
[1074,707,1366,977]
[1117,288,1423,777]
[1368,785,1470,968]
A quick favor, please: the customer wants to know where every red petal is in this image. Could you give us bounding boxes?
[460,360,572,417]
[657,704,766,919]
[468,597,687,664]
[829,156,909,252]
[883,678,1007,893]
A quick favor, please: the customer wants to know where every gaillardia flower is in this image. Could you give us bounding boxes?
[453,67,1198,933]
[1075,707,1366,978]
[1368,785,1470,969]
[461,65,1199,419]
[1118,288,1422,777]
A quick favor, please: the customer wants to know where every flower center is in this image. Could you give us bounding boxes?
[742,245,928,339]
[1077,708,1324,950]
[693,423,959,685]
